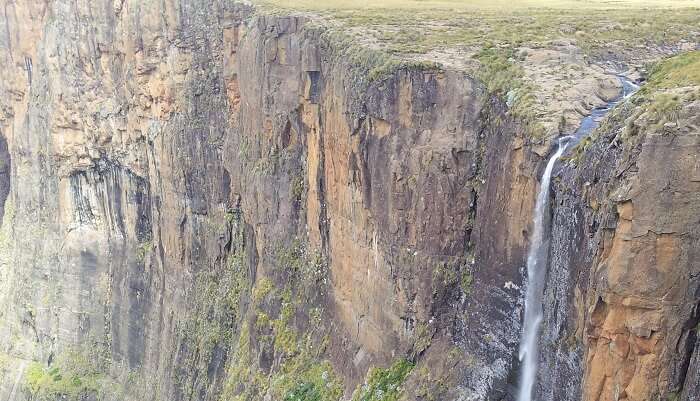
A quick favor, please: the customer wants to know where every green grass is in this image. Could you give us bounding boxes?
[352,358,414,401]
[473,46,545,135]
[254,0,699,11]
[643,50,700,91]
[253,0,700,63]
[254,0,700,140]
[24,349,109,400]
[630,51,700,133]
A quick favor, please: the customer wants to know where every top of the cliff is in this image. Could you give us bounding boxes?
[249,0,699,64]
[247,0,700,140]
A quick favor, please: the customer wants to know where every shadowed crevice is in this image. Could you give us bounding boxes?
[0,132,10,225]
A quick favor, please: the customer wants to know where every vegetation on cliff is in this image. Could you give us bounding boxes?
[642,50,700,91]
[351,359,414,401]
[629,51,700,134]
[216,239,344,401]
[24,347,113,400]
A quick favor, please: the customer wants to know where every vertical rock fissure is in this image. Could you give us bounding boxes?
[0,132,9,226]
[678,304,700,399]
[316,108,331,258]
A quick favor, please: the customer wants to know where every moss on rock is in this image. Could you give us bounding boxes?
[352,358,414,401]
[23,347,115,401]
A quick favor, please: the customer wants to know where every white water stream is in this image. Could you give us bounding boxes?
[516,136,572,401]
[515,75,639,401]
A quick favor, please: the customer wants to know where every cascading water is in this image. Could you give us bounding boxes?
[515,75,639,401]
[516,135,572,401]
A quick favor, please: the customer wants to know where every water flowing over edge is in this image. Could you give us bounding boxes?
[515,75,639,401]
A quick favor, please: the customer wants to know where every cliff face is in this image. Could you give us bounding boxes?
[542,85,700,401]
[0,1,248,399]
[0,2,520,399]
[0,1,697,401]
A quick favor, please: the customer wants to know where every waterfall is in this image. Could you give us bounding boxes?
[516,136,571,401]
[515,75,639,401]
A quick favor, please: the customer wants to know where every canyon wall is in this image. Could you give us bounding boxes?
[0,1,697,401]
[540,91,700,401]
[0,1,531,399]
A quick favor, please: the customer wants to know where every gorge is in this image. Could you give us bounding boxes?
[0,1,698,401]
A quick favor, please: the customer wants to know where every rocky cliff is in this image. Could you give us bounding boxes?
[543,71,700,401]
[0,1,697,401]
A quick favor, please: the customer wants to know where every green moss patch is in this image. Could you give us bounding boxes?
[275,352,344,401]
[352,358,414,401]
[643,50,700,92]
[218,238,343,401]
[24,348,114,401]
[174,209,253,397]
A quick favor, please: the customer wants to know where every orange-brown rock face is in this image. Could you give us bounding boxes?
[582,130,700,401]
[0,2,256,399]
[544,93,700,401]
[223,15,511,388]
[0,3,525,399]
